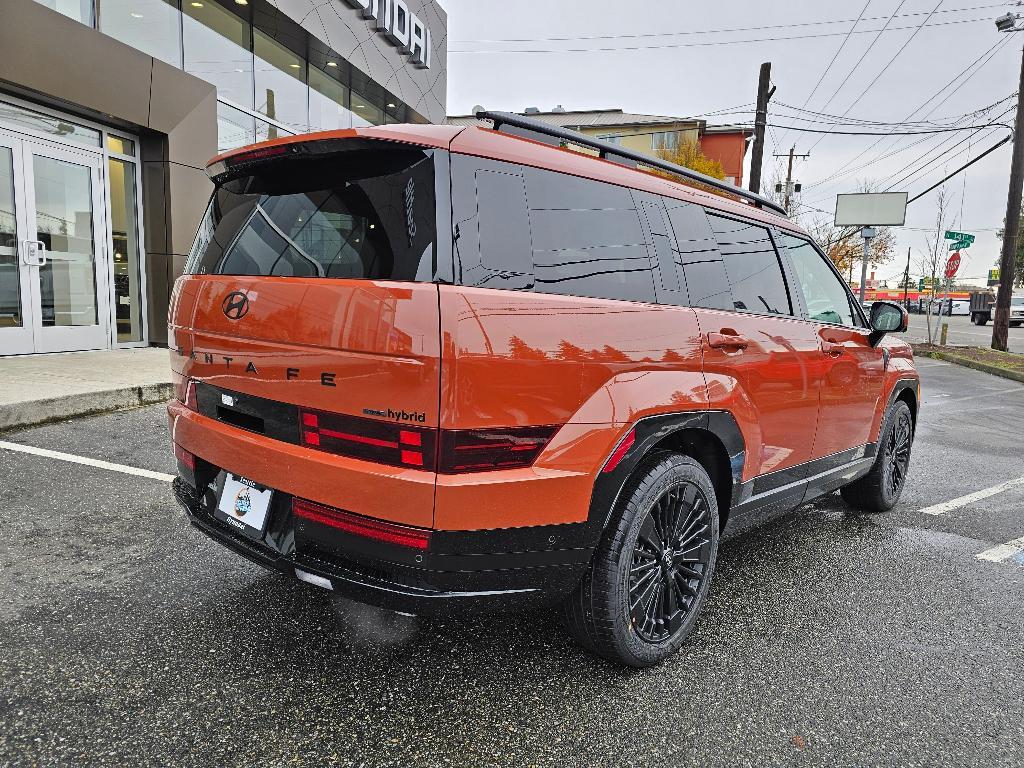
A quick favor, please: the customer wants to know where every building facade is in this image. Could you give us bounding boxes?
[0,0,447,354]
[447,109,751,186]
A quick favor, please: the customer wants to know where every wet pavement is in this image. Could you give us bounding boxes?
[1,358,1023,767]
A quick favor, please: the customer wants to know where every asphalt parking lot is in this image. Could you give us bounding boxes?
[2,359,1024,767]
[901,312,1023,351]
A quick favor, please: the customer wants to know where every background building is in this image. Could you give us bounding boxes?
[447,108,752,186]
[0,0,447,355]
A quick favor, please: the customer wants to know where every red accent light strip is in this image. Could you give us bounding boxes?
[318,428,399,449]
[292,498,430,550]
[602,429,636,473]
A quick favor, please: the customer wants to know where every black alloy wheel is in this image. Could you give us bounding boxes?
[562,454,720,667]
[885,409,913,501]
[628,483,712,643]
[840,399,914,512]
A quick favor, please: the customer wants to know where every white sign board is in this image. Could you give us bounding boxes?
[834,192,908,227]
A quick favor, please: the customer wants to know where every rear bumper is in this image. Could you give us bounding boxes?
[172,473,592,616]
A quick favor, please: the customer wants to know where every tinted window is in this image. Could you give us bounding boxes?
[476,170,532,274]
[524,168,656,303]
[707,214,792,316]
[664,201,732,311]
[187,147,438,281]
[784,234,858,326]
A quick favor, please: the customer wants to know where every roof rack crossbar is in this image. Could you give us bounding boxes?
[474,110,787,217]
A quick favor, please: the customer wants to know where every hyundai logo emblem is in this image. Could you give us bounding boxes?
[222,291,250,320]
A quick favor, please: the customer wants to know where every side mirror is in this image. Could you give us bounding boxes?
[868,300,908,345]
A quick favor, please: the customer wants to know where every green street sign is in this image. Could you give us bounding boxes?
[949,241,972,250]
[944,230,974,242]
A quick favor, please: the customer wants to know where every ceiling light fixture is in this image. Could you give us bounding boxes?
[326,61,338,67]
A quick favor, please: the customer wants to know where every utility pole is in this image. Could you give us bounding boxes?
[773,145,811,214]
[993,41,1024,350]
[748,62,775,195]
[859,227,876,303]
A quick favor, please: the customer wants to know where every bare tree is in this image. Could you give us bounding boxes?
[916,188,951,344]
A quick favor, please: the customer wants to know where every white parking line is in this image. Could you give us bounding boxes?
[977,537,1024,564]
[920,476,1024,516]
[0,440,174,483]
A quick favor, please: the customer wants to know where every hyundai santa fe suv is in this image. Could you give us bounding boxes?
[168,112,919,667]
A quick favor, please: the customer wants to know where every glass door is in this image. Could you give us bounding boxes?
[0,135,34,355]
[24,142,109,353]
[0,131,110,356]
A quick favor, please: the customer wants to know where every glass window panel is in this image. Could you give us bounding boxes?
[254,116,295,144]
[216,101,256,153]
[784,234,857,327]
[182,1,253,109]
[253,30,308,133]
[350,91,384,127]
[106,135,135,156]
[33,156,99,328]
[108,158,143,342]
[33,0,94,26]
[309,66,354,131]
[707,214,792,316]
[99,0,182,68]
[0,101,101,148]
[0,147,23,329]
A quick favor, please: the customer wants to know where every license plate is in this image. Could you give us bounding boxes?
[215,474,273,536]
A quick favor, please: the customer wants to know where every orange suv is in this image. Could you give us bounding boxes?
[167,112,919,667]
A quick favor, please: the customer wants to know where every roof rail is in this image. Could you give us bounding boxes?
[474,110,788,217]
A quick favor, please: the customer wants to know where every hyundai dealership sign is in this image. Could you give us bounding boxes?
[342,0,433,68]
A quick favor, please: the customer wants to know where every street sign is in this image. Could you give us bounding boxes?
[944,229,974,242]
[945,252,961,280]
[834,192,908,226]
[988,268,1000,286]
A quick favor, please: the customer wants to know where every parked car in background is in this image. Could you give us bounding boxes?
[167,114,921,667]
[950,299,970,316]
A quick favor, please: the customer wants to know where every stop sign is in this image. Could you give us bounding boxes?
[945,251,961,280]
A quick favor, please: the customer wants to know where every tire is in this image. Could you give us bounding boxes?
[978,314,989,326]
[562,454,719,668]
[840,400,914,513]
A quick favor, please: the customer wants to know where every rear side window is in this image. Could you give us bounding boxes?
[523,168,657,303]
[707,214,792,316]
[187,146,438,281]
[663,200,732,311]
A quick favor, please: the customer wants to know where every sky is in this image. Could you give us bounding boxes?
[437,0,1022,287]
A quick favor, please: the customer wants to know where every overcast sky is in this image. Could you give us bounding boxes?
[438,0,1022,286]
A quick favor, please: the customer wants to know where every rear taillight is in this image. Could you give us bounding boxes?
[299,409,435,470]
[437,426,559,473]
[292,498,430,549]
[298,409,559,474]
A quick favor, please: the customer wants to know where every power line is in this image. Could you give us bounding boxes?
[766,120,1012,135]
[801,1,874,109]
[450,3,1007,44]
[906,135,1013,203]
[807,0,908,116]
[804,37,1013,191]
[448,16,994,54]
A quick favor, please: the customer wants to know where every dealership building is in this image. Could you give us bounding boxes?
[0,0,447,355]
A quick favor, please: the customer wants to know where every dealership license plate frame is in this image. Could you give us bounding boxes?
[214,473,274,538]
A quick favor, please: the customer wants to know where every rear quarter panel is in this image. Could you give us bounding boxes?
[436,286,708,530]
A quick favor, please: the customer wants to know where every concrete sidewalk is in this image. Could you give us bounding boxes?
[0,348,172,431]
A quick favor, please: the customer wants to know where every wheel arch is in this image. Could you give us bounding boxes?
[586,411,745,541]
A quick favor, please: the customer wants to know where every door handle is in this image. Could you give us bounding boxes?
[707,331,749,350]
[21,240,45,267]
[821,340,844,356]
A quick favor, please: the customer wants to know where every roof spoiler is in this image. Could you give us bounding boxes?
[474,110,787,217]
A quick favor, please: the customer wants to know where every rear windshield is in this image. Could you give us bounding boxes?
[186,145,438,281]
